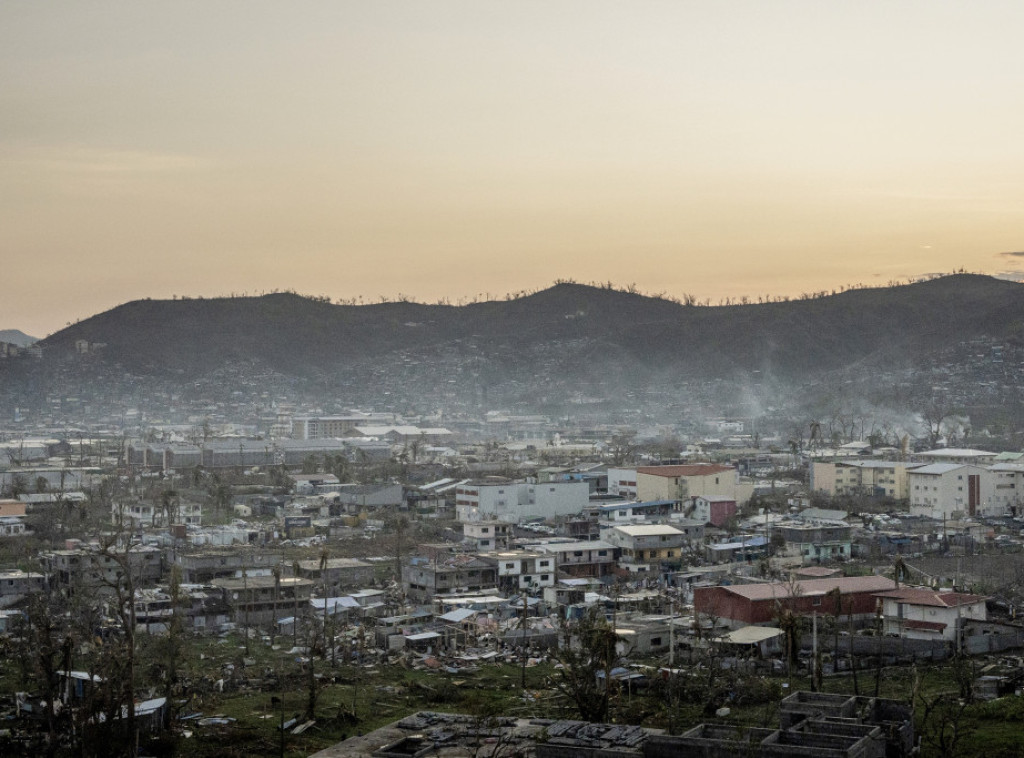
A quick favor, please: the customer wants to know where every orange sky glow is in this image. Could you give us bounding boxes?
[3,1,1024,337]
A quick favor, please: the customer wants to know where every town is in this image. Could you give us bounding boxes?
[3,394,1024,757]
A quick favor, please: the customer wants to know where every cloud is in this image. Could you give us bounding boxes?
[998,251,1024,258]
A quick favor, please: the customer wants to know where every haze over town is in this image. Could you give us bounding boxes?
[7,3,1024,758]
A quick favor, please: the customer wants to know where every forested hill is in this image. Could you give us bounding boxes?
[32,274,1024,380]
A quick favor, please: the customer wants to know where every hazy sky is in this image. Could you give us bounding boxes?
[4,1,1024,337]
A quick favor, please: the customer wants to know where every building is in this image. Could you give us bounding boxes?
[587,499,675,523]
[875,587,987,642]
[772,522,853,565]
[606,524,701,571]
[455,481,589,522]
[532,539,617,579]
[481,551,556,592]
[41,545,164,596]
[607,467,638,499]
[402,555,499,603]
[212,575,314,627]
[174,548,285,584]
[635,464,752,506]
[0,569,46,607]
[291,413,398,440]
[693,575,899,629]
[915,448,997,465]
[907,463,994,519]
[462,521,511,551]
[689,494,737,527]
[809,460,916,499]
[295,557,375,593]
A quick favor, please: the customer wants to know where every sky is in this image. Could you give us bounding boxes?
[3,1,1024,338]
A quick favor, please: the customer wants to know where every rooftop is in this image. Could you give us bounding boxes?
[636,464,734,478]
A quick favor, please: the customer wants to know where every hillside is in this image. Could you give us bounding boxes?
[0,329,38,347]
[33,274,1024,380]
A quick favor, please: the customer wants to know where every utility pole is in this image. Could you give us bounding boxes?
[811,611,818,691]
[520,590,528,691]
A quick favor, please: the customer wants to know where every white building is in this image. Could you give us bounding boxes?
[607,467,638,499]
[875,587,986,642]
[462,521,511,551]
[455,481,589,523]
[484,551,556,591]
[907,464,995,519]
[986,464,1024,515]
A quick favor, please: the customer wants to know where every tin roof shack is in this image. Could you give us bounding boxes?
[705,535,770,564]
[374,610,435,649]
[297,557,375,593]
[613,614,674,656]
[693,576,899,629]
[543,578,591,608]
[212,575,314,627]
[717,626,785,657]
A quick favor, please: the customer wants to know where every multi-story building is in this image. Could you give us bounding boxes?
[462,521,511,551]
[809,460,916,499]
[772,522,853,565]
[915,448,997,466]
[291,413,397,440]
[690,495,737,527]
[606,467,638,499]
[402,555,499,603]
[0,568,46,607]
[455,481,589,522]
[296,557,375,594]
[212,575,314,627]
[481,551,556,592]
[605,523,701,571]
[987,463,1024,515]
[907,463,995,519]
[174,548,285,584]
[636,464,752,506]
[532,540,617,579]
[875,587,987,642]
[40,545,164,596]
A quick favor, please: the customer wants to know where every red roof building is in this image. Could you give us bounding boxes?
[694,575,899,629]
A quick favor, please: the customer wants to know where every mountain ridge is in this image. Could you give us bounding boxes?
[28,274,1024,383]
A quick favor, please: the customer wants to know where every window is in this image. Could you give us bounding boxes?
[651,637,662,647]
[598,550,607,556]
[541,574,550,581]
[812,598,821,606]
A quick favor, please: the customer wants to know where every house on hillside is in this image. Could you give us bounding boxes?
[875,587,987,643]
